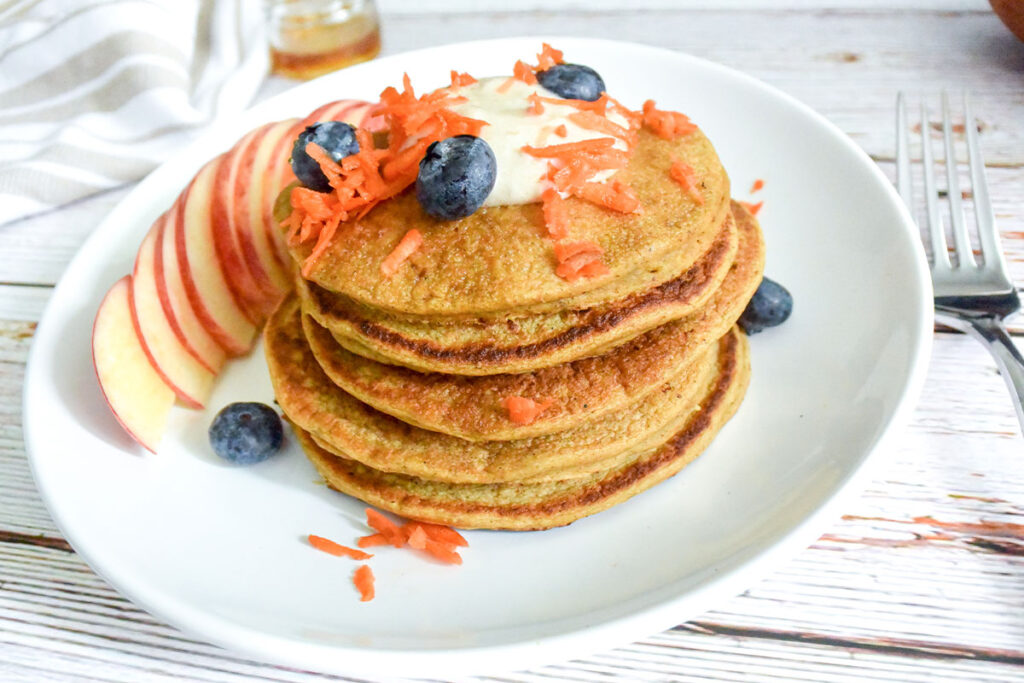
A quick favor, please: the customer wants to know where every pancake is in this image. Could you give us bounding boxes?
[292,128,731,318]
[301,202,764,440]
[300,203,748,376]
[293,328,750,530]
[267,295,733,484]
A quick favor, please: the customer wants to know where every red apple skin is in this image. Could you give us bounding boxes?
[238,119,298,304]
[174,160,257,356]
[131,226,215,409]
[92,276,175,453]
[209,136,268,325]
[154,197,227,372]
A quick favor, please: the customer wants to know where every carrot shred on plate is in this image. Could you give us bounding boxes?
[503,396,554,425]
[308,534,373,560]
[526,93,545,116]
[641,99,698,140]
[450,70,477,87]
[365,507,407,547]
[740,200,764,216]
[423,538,463,565]
[554,124,568,137]
[416,521,469,547]
[669,156,704,205]
[541,188,570,240]
[356,532,391,548]
[406,524,429,550]
[535,43,564,71]
[380,229,423,277]
[751,178,764,193]
[353,565,375,602]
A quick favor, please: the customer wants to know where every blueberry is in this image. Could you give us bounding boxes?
[208,402,284,464]
[536,64,606,102]
[739,277,793,335]
[290,121,359,193]
[415,135,497,221]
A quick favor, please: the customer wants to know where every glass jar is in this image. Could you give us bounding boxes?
[264,0,381,80]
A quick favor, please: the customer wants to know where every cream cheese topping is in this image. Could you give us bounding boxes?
[445,77,630,207]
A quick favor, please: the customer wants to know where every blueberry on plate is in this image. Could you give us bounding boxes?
[209,402,284,464]
[536,64,606,102]
[416,135,497,221]
[291,121,360,193]
[739,277,793,335]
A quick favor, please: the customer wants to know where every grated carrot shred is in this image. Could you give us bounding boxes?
[406,525,429,550]
[641,99,698,140]
[356,532,391,548]
[526,93,545,115]
[416,522,469,547]
[669,156,704,205]
[512,59,537,84]
[450,70,477,88]
[503,396,554,425]
[535,43,564,71]
[365,508,406,547]
[541,188,570,239]
[568,111,631,142]
[552,239,609,282]
[353,565,375,602]
[751,178,764,193]
[308,534,373,560]
[554,124,568,137]
[740,200,764,216]
[380,229,423,277]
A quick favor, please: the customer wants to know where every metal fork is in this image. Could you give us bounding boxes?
[897,92,1024,433]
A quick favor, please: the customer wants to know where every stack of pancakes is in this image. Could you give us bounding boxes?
[266,128,765,530]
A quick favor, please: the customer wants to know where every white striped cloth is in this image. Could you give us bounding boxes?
[0,0,268,224]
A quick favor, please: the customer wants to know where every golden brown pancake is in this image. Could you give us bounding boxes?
[293,328,750,530]
[301,202,764,440]
[299,204,745,375]
[291,128,730,317]
[268,295,729,483]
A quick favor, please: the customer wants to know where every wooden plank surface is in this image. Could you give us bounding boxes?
[2,2,1023,681]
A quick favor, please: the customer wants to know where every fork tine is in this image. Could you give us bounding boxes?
[920,101,950,268]
[941,91,975,268]
[896,92,913,212]
[964,93,1006,274]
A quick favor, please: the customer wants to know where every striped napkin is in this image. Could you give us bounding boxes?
[0,0,268,225]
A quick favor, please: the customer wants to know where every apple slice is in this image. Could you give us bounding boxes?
[210,128,274,324]
[176,159,258,356]
[93,276,175,452]
[243,118,301,297]
[131,226,215,408]
[301,99,372,127]
[155,197,227,371]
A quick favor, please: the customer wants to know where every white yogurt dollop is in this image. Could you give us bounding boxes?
[445,77,630,207]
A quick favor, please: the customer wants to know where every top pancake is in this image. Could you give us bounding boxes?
[291,127,730,318]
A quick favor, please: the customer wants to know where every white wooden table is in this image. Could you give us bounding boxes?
[3,2,1024,680]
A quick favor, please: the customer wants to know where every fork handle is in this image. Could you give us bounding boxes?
[937,309,1024,434]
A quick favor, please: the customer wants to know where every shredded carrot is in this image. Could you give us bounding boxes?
[552,239,609,281]
[751,178,764,193]
[450,70,477,88]
[416,522,469,547]
[740,200,764,216]
[669,156,704,205]
[365,508,407,547]
[523,137,617,159]
[554,124,568,137]
[568,111,631,142]
[380,229,423,277]
[512,59,537,84]
[535,43,564,71]
[357,532,391,548]
[353,565,375,602]
[526,93,545,115]
[308,534,373,560]
[541,188,570,239]
[422,538,463,565]
[642,99,698,140]
[406,524,429,550]
[503,396,554,425]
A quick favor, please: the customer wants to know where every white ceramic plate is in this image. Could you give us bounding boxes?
[24,37,932,678]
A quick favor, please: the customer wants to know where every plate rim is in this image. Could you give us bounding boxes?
[22,35,934,678]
